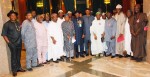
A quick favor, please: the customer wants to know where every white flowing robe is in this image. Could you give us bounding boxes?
[124,19,133,55]
[47,21,64,61]
[114,12,126,55]
[90,19,107,55]
[43,21,50,60]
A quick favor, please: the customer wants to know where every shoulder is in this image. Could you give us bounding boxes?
[3,21,11,26]
[111,18,116,22]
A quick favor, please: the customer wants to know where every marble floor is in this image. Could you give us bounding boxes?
[1,51,150,77]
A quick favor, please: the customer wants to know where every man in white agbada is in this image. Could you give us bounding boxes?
[47,13,64,63]
[58,10,65,24]
[124,10,133,57]
[90,12,107,56]
[43,13,50,61]
[114,4,126,57]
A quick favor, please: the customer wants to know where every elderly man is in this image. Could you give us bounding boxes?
[83,8,95,56]
[1,10,25,76]
[129,4,148,62]
[67,11,73,20]
[114,4,126,58]
[90,12,106,56]
[62,14,75,60]
[47,13,64,63]
[58,10,65,24]
[104,12,117,58]
[34,15,48,65]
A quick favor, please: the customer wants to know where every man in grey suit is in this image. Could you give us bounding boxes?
[21,12,42,71]
[104,12,117,58]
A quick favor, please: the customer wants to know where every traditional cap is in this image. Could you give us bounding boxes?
[7,10,18,17]
[116,4,122,9]
[96,12,101,15]
[67,11,72,14]
[102,12,106,15]
[58,10,63,13]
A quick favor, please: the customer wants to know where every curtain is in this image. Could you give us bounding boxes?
[63,0,75,12]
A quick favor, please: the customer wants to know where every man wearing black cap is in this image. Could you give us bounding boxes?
[1,10,25,76]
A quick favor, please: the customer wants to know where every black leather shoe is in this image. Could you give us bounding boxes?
[36,64,44,67]
[80,55,85,58]
[119,55,123,58]
[136,58,143,62]
[12,72,17,76]
[53,60,59,63]
[17,68,26,72]
[131,56,136,60]
[27,68,33,71]
[111,56,116,58]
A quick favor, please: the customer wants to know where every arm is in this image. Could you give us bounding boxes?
[120,14,126,34]
[1,23,10,44]
[21,22,28,41]
[112,20,117,39]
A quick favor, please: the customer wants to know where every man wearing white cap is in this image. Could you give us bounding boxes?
[67,11,73,20]
[90,12,107,56]
[114,4,126,58]
[58,10,65,24]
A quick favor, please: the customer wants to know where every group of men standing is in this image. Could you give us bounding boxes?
[1,4,148,76]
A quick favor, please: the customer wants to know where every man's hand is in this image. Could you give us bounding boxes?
[119,34,123,37]
[82,34,85,38]
[94,33,97,40]
[67,35,70,40]
[111,36,115,40]
[52,39,56,44]
[51,37,56,44]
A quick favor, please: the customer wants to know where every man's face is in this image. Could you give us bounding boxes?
[106,12,112,19]
[127,11,132,18]
[9,13,17,21]
[75,13,79,18]
[134,5,140,14]
[64,16,70,21]
[96,14,101,20]
[26,13,33,21]
[85,10,90,15]
[58,12,64,17]
[102,15,106,19]
[31,11,36,17]
[116,8,121,13]
[52,14,58,22]
[68,13,72,18]
[37,15,43,23]
[45,15,50,21]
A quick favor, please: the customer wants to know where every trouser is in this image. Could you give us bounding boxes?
[84,39,91,54]
[26,47,38,69]
[37,46,47,64]
[106,41,116,56]
[74,42,84,56]
[8,43,22,72]
[116,41,124,55]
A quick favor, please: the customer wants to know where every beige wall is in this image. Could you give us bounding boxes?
[0,0,12,74]
[143,0,150,63]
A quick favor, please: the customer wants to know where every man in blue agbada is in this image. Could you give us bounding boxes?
[82,8,95,56]
[104,11,117,58]
[72,11,85,58]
